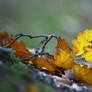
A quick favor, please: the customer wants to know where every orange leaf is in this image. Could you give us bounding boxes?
[0,32,11,47]
[56,37,71,53]
[54,37,76,69]
[0,32,33,63]
[11,40,33,61]
[34,56,58,72]
[32,37,75,71]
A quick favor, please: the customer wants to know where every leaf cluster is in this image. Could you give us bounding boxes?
[0,30,92,86]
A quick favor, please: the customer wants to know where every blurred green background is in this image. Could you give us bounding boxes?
[0,0,92,51]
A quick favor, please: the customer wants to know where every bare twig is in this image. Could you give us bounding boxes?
[4,33,57,48]
[17,52,53,62]
[41,35,57,53]
[35,38,48,53]
[2,33,57,62]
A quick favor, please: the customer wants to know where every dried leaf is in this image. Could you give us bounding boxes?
[1,32,92,86]
[0,32,12,47]
[31,37,75,71]
[54,37,76,69]
[56,37,71,53]
[0,32,33,63]
[34,56,58,72]
[74,64,92,86]
[12,41,33,62]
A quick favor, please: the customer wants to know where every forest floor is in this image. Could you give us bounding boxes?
[0,59,92,92]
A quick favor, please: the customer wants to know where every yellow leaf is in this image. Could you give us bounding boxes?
[54,49,75,69]
[33,56,59,72]
[82,47,92,62]
[54,37,76,69]
[33,37,76,71]
[71,29,92,56]
[74,64,92,86]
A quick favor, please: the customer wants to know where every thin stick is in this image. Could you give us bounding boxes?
[41,35,57,53]
[5,33,57,48]
[35,38,48,53]
[17,52,53,62]
[3,33,57,62]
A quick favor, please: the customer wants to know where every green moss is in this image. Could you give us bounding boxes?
[0,81,18,92]
[0,62,60,92]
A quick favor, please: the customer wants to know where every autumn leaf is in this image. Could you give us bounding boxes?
[0,32,59,72]
[33,56,58,72]
[74,64,92,86]
[71,29,92,62]
[1,32,92,86]
[0,32,12,47]
[56,37,71,53]
[71,29,92,56]
[54,37,76,69]
[0,32,33,63]
[0,32,58,72]
[82,47,92,62]
[31,37,76,71]
[54,49,75,69]
[11,41,33,61]
[71,29,92,85]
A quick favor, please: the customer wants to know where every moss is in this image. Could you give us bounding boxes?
[0,62,59,92]
[0,81,18,92]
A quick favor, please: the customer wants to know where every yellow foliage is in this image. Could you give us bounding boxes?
[54,37,76,69]
[33,37,76,72]
[71,29,92,62]
[34,56,58,72]
[71,29,92,56]
[1,32,92,86]
[74,64,92,86]
[54,49,76,69]
[82,47,92,62]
